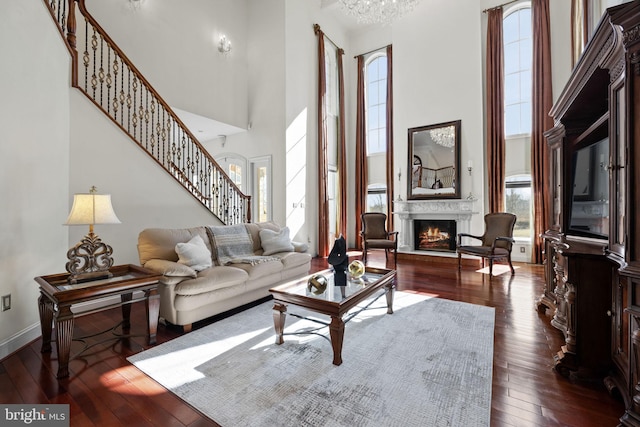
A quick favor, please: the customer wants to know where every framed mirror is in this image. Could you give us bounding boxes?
[407,120,461,200]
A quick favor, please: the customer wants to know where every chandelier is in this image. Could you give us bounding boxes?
[339,0,421,25]
[429,126,455,148]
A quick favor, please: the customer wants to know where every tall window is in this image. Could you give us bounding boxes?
[228,163,242,189]
[214,155,246,191]
[504,3,532,240]
[504,5,532,137]
[251,156,271,223]
[365,53,388,212]
[366,54,387,154]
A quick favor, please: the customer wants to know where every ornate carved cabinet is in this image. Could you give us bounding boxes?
[539,3,640,425]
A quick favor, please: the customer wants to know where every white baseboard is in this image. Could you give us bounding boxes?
[0,293,142,362]
[0,323,41,361]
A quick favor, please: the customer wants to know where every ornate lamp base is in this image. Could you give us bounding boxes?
[66,232,115,284]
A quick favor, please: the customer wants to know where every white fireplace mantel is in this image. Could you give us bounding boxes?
[393,199,479,254]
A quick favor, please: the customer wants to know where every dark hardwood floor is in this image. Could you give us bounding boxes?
[0,253,626,426]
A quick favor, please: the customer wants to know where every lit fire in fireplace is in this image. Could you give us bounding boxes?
[413,220,457,252]
[418,227,450,246]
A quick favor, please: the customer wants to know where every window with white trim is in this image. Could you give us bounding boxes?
[365,52,388,214]
[504,4,532,137]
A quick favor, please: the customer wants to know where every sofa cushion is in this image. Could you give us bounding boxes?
[292,241,309,252]
[274,252,313,269]
[230,260,283,279]
[144,259,197,278]
[175,235,212,272]
[174,266,248,296]
[246,221,281,253]
[138,227,210,265]
[174,284,247,312]
[260,227,295,255]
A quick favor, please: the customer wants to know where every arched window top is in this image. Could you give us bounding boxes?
[504,0,531,17]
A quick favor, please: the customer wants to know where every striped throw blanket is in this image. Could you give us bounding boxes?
[206,225,277,266]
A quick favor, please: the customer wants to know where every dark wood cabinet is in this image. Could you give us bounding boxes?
[539,3,640,425]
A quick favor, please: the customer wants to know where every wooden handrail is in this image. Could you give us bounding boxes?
[43,0,250,225]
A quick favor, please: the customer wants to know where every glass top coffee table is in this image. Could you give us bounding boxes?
[269,266,396,366]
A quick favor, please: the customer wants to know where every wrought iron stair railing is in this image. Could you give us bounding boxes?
[44,0,250,225]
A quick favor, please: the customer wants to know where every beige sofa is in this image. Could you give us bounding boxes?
[137,222,311,331]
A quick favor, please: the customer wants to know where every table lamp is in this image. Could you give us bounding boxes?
[64,186,121,283]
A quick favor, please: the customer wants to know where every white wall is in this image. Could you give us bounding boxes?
[550,1,573,103]
[86,0,249,130]
[244,0,287,226]
[0,1,71,356]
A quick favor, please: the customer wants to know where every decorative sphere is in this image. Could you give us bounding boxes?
[348,260,365,279]
[307,274,328,295]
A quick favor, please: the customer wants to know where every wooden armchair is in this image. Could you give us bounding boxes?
[457,212,516,276]
[361,213,398,267]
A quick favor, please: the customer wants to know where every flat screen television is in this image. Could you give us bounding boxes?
[568,137,609,239]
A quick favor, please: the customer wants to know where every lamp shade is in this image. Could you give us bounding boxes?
[64,193,121,225]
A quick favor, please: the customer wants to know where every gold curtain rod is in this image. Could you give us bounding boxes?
[483,0,519,13]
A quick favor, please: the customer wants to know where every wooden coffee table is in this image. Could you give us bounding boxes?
[35,264,161,378]
[269,266,396,366]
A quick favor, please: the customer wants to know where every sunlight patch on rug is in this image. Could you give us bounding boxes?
[128,292,495,426]
[132,327,271,388]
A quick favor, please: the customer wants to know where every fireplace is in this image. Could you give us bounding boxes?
[413,219,457,252]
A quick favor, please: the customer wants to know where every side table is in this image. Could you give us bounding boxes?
[35,264,161,378]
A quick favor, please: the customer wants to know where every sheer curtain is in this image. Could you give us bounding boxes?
[486,8,505,213]
[337,48,347,240]
[385,45,394,231]
[314,24,346,257]
[314,24,329,257]
[531,0,553,264]
[355,55,367,250]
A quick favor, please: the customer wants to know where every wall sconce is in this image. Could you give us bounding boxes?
[64,186,121,283]
[129,0,144,11]
[218,35,232,53]
[467,160,474,200]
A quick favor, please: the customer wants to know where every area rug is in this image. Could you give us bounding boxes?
[128,292,495,427]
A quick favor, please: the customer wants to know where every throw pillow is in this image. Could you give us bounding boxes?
[259,226,294,256]
[175,235,212,272]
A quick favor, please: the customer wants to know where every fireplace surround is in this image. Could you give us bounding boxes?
[394,199,477,255]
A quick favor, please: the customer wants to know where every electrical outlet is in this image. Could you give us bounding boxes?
[519,247,526,253]
[1,294,10,311]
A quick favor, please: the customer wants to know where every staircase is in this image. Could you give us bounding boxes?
[44,0,250,225]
